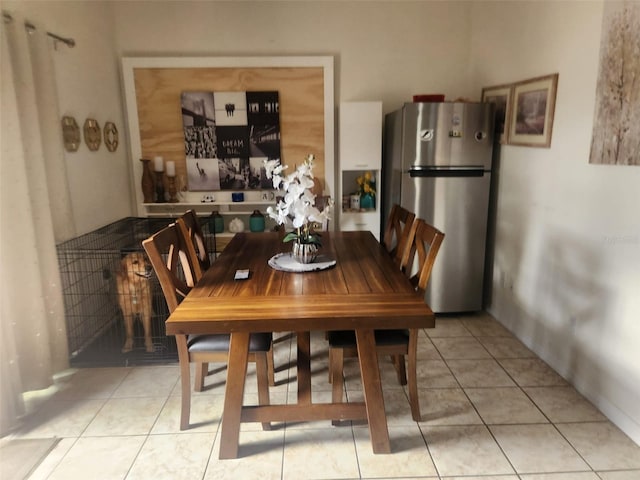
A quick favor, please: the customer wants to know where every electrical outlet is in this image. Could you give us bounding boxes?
[500,271,508,289]
[500,271,514,291]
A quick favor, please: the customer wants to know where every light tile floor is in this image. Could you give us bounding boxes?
[5,313,640,480]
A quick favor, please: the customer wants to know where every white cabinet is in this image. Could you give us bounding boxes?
[338,101,382,240]
[339,102,382,170]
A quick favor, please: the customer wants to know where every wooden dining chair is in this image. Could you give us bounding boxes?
[176,210,211,387]
[328,218,444,421]
[177,210,276,388]
[142,222,273,431]
[382,204,416,267]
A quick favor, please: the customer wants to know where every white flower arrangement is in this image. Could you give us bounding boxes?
[264,154,331,246]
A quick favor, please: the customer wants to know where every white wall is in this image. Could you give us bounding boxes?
[469,1,640,444]
[113,1,473,109]
[3,0,133,235]
[112,0,473,220]
[4,0,638,445]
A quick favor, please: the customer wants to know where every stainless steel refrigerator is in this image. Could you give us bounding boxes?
[383,102,495,313]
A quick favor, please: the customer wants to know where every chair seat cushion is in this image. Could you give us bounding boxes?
[327,329,409,348]
[187,333,271,353]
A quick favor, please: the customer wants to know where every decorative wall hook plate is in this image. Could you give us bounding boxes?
[61,115,81,152]
[83,118,101,151]
[103,121,118,152]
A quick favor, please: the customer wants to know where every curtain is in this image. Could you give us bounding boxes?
[1,14,72,436]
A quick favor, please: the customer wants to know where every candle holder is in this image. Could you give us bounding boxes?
[167,176,178,203]
[154,171,166,203]
[140,158,155,203]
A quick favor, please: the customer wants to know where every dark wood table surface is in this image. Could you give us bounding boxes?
[165,231,434,458]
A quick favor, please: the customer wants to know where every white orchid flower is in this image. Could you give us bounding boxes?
[300,189,316,205]
[272,174,284,190]
[298,175,315,191]
[305,154,315,167]
[323,197,334,215]
[307,206,323,223]
[263,155,331,245]
[266,204,289,226]
[281,172,296,192]
[297,163,312,179]
[263,159,278,178]
[291,201,311,228]
[285,182,305,202]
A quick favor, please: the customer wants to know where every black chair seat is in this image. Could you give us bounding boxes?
[327,329,409,348]
[187,333,272,353]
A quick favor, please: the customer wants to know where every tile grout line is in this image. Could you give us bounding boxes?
[42,366,138,477]
[431,317,551,477]
[26,319,639,479]
[201,426,221,480]
[464,318,602,477]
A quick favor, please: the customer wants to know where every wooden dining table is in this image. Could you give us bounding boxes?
[165,230,434,459]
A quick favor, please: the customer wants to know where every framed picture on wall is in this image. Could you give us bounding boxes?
[481,83,512,144]
[507,73,559,148]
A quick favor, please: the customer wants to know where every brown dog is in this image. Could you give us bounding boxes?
[116,252,154,353]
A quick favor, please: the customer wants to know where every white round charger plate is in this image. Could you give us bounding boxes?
[268,252,336,273]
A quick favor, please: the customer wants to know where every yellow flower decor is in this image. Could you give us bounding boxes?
[356,171,376,196]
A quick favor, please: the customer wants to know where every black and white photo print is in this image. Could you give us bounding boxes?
[181,92,217,159]
[247,91,281,160]
[186,157,220,191]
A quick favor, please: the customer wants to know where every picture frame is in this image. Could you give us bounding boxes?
[507,73,559,148]
[481,83,513,144]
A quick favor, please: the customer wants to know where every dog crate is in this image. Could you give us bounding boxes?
[56,216,218,367]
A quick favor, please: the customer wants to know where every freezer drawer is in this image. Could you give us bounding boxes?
[402,172,491,312]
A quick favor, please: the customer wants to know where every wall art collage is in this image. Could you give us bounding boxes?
[180,91,281,191]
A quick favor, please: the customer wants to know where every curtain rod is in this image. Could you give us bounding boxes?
[3,11,76,48]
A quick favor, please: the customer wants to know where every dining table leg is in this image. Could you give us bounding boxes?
[355,328,391,454]
[297,331,312,404]
[219,331,250,459]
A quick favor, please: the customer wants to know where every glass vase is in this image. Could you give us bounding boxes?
[208,211,224,233]
[250,210,265,232]
[291,242,318,264]
[360,192,375,210]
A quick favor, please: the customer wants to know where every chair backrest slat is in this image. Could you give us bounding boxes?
[400,218,445,294]
[176,209,210,283]
[382,204,416,266]
[142,223,197,313]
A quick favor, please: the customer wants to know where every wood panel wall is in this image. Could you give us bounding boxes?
[133,66,327,191]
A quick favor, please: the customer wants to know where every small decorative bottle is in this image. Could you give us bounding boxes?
[140,158,155,203]
[249,210,265,232]
[209,211,224,233]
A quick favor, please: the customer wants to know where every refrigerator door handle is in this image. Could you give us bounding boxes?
[408,166,485,178]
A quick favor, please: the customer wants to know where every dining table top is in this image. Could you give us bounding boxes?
[165,230,434,335]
